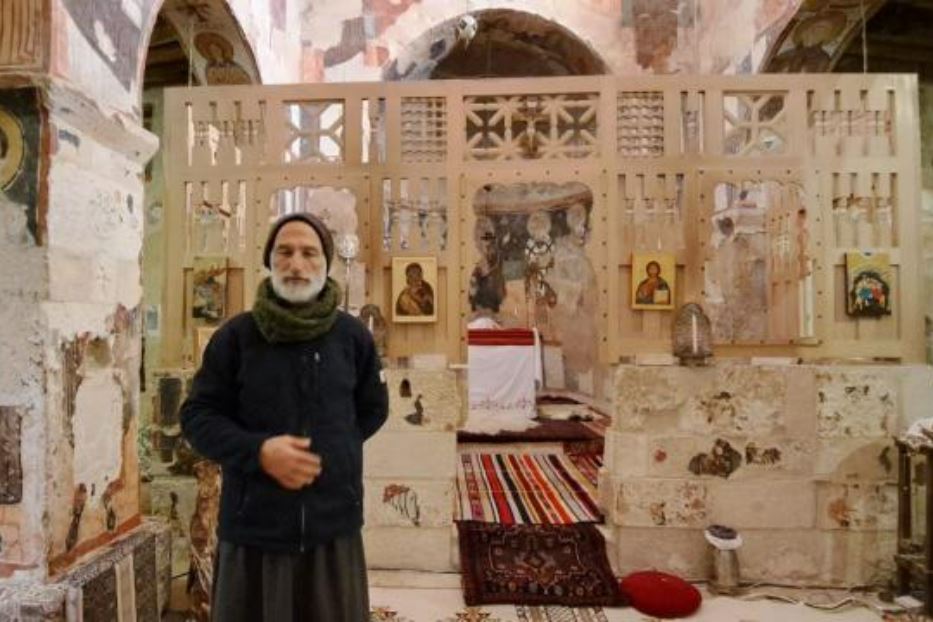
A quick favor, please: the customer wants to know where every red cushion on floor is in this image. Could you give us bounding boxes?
[619,571,702,618]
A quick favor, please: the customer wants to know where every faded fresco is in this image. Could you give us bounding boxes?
[704,181,792,342]
[60,0,149,90]
[304,0,807,83]
[194,32,252,85]
[470,182,598,394]
[0,407,22,505]
[161,0,261,87]
[0,88,42,243]
[46,307,144,573]
[764,0,886,73]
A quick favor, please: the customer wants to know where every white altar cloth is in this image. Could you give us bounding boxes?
[463,328,540,434]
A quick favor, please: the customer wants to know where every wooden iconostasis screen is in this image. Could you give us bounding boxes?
[160,75,923,366]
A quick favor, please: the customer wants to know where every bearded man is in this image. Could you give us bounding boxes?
[181,212,388,621]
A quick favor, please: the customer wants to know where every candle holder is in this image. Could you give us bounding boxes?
[335,233,360,312]
[673,302,712,366]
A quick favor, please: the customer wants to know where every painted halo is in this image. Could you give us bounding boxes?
[0,106,25,190]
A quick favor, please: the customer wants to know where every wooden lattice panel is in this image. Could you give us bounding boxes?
[381,176,448,253]
[401,97,446,162]
[161,74,924,365]
[283,100,345,164]
[618,173,686,252]
[723,91,788,156]
[187,99,266,168]
[809,85,894,158]
[464,93,599,161]
[680,91,704,154]
[617,92,665,157]
[830,171,897,248]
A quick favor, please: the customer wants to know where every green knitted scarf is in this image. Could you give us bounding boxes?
[252,276,341,343]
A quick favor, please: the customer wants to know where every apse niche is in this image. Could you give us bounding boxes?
[470,182,599,395]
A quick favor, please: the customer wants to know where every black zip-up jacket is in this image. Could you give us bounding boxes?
[180,311,389,552]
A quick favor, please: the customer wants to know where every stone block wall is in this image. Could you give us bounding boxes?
[362,368,459,572]
[1,79,157,583]
[606,363,933,586]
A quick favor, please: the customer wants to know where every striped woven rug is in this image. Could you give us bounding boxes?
[566,452,602,487]
[456,453,603,524]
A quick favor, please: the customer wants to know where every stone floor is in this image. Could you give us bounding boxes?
[364,571,905,621]
[160,432,916,621]
[160,569,915,620]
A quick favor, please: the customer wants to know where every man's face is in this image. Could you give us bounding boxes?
[270,221,327,302]
[647,263,660,277]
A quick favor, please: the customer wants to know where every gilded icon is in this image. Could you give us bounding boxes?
[845,252,892,318]
[631,252,675,310]
[392,257,437,323]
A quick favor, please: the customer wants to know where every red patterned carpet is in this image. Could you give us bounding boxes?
[457,521,624,607]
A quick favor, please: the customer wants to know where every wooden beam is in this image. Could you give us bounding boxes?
[145,42,187,67]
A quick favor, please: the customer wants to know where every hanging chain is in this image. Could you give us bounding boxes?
[187,16,195,88]
[859,0,868,73]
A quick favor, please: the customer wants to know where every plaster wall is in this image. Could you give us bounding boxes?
[226,0,303,84]
[298,0,805,82]
[48,0,303,121]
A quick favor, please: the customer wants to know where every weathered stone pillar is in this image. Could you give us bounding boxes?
[0,74,170,619]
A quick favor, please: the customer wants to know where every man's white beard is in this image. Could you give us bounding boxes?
[271,271,326,303]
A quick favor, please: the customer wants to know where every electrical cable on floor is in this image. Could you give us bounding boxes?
[691,580,914,616]
[738,592,887,615]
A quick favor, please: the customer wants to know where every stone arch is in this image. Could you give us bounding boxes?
[135,0,262,99]
[382,8,608,81]
[760,0,887,73]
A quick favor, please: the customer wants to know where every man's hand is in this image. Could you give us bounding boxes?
[259,436,322,490]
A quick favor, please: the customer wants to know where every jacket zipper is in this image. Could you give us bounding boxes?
[300,504,307,553]
[299,350,321,553]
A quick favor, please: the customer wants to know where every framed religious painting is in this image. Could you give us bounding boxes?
[845,252,892,318]
[392,257,438,323]
[190,256,228,323]
[631,252,675,310]
[193,326,218,367]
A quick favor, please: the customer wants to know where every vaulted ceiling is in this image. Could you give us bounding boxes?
[143,13,194,90]
[835,0,933,78]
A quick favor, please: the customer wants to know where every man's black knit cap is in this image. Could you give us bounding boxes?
[262,212,334,271]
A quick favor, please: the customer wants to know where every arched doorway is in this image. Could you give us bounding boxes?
[377,12,614,559]
[383,8,608,81]
[137,1,262,615]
